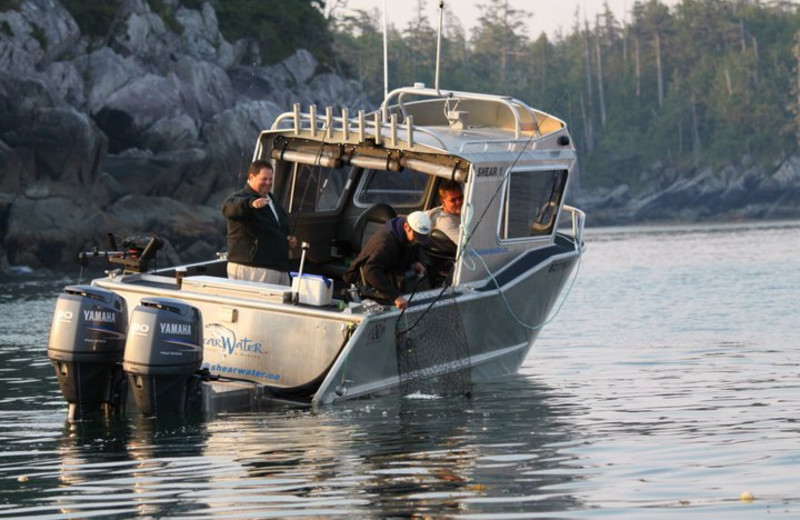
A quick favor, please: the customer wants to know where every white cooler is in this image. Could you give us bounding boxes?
[290,272,333,306]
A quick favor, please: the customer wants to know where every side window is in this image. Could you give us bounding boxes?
[355,168,427,208]
[285,163,351,213]
[500,169,567,239]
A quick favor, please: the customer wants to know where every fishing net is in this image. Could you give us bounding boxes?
[395,287,472,397]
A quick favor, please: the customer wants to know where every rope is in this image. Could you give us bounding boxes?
[466,241,584,331]
[394,91,573,334]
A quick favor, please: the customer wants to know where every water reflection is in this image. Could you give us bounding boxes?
[191,377,584,518]
[54,418,135,517]
[43,414,211,519]
[9,222,797,518]
[1,272,582,518]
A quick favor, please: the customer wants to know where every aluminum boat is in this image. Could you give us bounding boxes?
[47,84,585,420]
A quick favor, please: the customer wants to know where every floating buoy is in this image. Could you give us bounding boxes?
[740,490,755,502]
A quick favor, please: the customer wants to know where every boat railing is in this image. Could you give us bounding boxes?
[381,85,531,139]
[459,139,537,154]
[561,205,586,249]
[270,104,448,151]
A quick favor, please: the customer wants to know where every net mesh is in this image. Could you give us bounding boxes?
[395,288,472,396]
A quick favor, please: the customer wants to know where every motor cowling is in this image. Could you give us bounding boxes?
[47,285,128,421]
[123,297,203,417]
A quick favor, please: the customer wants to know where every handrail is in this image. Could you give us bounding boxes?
[459,138,537,154]
[381,86,524,139]
[561,205,585,250]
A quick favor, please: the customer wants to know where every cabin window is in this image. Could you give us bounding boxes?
[285,163,351,213]
[499,169,567,239]
[355,168,427,208]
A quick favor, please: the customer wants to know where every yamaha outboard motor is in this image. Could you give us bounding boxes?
[47,286,128,421]
[123,298,202,417]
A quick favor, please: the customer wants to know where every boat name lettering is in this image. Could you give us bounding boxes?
[205,328,263,355]
[160,322,192,335]
[548,260,569,273]
[476,166,500,177]
[82,310,115,323]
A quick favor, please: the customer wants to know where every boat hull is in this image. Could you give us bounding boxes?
[74,237,580,411]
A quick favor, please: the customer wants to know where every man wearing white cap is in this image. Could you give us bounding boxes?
[343,211,430,310]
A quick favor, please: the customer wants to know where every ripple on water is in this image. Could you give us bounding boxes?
[0,225,799,518]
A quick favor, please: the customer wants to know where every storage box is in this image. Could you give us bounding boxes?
[290,272,333,306]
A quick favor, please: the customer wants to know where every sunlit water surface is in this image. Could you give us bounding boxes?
[0,221,798,519]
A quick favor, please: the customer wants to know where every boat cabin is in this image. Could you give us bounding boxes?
[256,86,577,294]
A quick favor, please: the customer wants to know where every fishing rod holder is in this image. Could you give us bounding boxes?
[78,234,163,273]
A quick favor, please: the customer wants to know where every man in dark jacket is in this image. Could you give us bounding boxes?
[343,211,430,310]
[222,160,298,284]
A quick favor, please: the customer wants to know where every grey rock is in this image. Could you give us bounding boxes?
[43,60,85,107]
[105,194,225,261]
[110,0,180,70]
[0,141,23,195]
[98,73,184,139]
[105,147,210,202]
[279,48,318,85]
[140,114,199,152]
[76,48,147,115]
[0,72,107,188]
[0,0,80,73]
[175,2,236,69]
[308,73,368,109]
[172,56,237,120]
[2,1,377,269]
[5,195,104,268]
[200,99,283,174]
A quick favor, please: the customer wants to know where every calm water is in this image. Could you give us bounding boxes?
[0,221,798,519]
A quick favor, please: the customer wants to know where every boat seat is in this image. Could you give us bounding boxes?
[352,203,396,250]
[322,203,396,280]
[424,229,457,287]
[424,228,457,260]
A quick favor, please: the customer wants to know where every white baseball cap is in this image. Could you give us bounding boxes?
[406,211,431,235]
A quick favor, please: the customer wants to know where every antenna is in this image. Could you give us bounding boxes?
[382,0,389,100]
[435,1,444,93]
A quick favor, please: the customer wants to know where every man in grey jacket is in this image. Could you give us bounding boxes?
[222,160,298,285]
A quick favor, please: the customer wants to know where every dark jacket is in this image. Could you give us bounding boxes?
[221,185,290,271]
[343,217,420,301]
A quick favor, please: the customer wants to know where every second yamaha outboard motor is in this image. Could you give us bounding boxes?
[123,298,202,417]
[47,286,128,421]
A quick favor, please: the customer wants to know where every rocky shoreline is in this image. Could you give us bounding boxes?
[578,153,800,227]
[0,0,367,273]
[1,0,798,274]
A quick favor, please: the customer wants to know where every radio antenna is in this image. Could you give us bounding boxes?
[382,0,389,100]
[435,1,444,93]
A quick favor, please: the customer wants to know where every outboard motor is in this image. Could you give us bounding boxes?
[123,298,202,417]
[47,286,128,421]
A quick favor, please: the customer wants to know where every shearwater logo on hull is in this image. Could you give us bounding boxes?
[83,310,115,323]
[205,324,263,355]
[160,322,192,335]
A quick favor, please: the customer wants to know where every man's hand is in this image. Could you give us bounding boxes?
[251,197,270,209]
[287,236,299,249]
[394,296,409,310]
[412,261,426,277]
